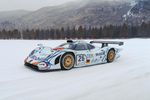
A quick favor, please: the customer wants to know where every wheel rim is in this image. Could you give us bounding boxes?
[63,54,74,69]
[108,50,115,62]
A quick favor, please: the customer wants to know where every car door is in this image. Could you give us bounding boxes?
[74,43,91,67]
[87,44,106,65]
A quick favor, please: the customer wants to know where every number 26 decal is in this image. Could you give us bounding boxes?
[78,55,85,62]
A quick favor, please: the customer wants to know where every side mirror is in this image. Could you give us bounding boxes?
[37,44,43,47]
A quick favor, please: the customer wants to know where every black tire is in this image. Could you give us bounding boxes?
[60,53,75,70]
[107,49,115,63]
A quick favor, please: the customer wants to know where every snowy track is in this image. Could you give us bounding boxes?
[0,39,150,100]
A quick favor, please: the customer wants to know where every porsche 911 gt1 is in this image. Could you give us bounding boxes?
[24,40,124,70]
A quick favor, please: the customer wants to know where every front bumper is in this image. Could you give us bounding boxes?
[25,62,39,70]
[24,57,49,70]
[24,56,61,71]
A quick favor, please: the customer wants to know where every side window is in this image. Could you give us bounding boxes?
[74,44,87,51]
[87,44,95,50]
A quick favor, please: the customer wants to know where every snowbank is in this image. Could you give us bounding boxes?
[0,39,150,100]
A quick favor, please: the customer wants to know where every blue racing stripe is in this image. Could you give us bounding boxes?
[45,51,62,61]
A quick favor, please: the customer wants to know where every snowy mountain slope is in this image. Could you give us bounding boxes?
[123,0,150,24]
[0,10,31,30]
[0,39,150,100]
[0,0,150,29]
[0,10,30,23]
[0,0,132,29]
[19,0,131,29]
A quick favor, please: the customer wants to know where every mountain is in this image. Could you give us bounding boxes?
[123,0,150,25]
[0,0,149,30]
[0,10,30,21]
[0,10,31,30]
[19,0,131,29]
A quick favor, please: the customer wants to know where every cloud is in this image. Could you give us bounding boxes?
[0,0,76,11]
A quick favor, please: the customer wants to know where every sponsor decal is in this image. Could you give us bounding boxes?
[91,59,99,63]
[86,54,94,58]
[53,47,64,51]
[38,62,48,68]
[78,55,86,62]
[95,51,105,56]
[76,54,86,65]
[32,62,39,66]
[86,59,90,64]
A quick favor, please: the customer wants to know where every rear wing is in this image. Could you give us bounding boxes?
[90,41,124,47]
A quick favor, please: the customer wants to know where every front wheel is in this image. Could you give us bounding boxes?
[107,49,115,63]
[61,53,75,70]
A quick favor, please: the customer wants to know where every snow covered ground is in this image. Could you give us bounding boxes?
[0,39,150,100]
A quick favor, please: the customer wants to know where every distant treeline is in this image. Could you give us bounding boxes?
[0,22,150,39]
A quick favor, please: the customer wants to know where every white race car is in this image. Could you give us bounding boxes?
[24,40,124,71]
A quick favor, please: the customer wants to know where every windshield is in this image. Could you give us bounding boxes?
[58,43,75,49]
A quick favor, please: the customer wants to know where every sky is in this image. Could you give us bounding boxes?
[0,0,76,11]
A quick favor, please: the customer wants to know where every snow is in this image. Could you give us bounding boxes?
[0,39,150,100]
[123,0,138,20]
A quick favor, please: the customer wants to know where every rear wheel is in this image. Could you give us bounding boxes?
[61,53,75,70]
[107,49,115,63]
